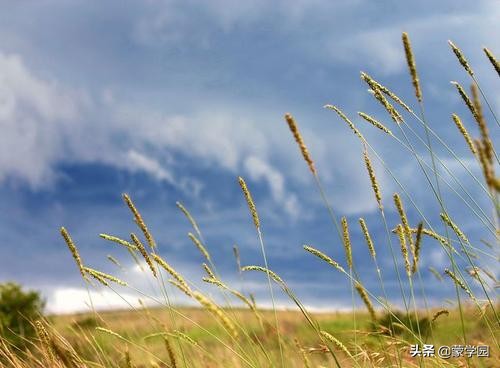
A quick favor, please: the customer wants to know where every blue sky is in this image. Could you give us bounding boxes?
[0,0,498,313]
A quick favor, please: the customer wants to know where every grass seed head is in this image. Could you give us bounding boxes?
[483,47,500,76]
[393,193,414,257]
[448,40,474,77]
[431,309,449,322]
[451,114,476,155]
[444,268,474,300]
[188,232,210,261]
[285,113,317,175]
[233,245,241,273]
[354,282,376,322]
[470,84,493,164]
[123,193,156,249]
[60,227,87,280]
[324,105,365,141]
[412,222,424,274]
[294,338,312,368]
[341,217,353,269]
[363,150,382,208]
[395,224,411,277]
[168,280,192,297]
[428,266,443,281]
[320,331,351,357]
[153,254,190,293]
[125,348,133,368]
[204,277,257,313]
[130,233,157,278]
[238,176,260,229]
[402,32,422,101]
[85,270,109,286]
[361,72,410,116]
[440,213,468,243]
[171,330,199,347]
[474,139,495,189]
[241,265,285,285]
[35,321,55,363]
[202,263,216,278]
[83,267,127,286]
[371,87,404,123]
[358,112,392,135]
[451,81,479,123]
[100,234,137,251]
[303,245,345,273]
[164,337,177,368]
[107,255,122,268]
[359,218,376,259]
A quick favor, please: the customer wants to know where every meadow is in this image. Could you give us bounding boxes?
[44,305,495,367]
[0,33,498,367]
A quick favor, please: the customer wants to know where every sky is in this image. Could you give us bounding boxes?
[0,0,498,314]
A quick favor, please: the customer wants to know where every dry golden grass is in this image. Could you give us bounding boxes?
[39,305,498,368]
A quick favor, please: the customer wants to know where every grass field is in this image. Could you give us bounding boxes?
[46,305,497,367]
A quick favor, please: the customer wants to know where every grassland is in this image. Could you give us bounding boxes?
[45,305,497,367]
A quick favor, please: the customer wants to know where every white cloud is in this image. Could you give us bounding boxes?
[47,287,142,314]
[0,52,80,187]
[113,107,270,172]
[126,149,174,183]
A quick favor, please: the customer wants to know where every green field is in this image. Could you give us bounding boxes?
[44,305,497,367]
